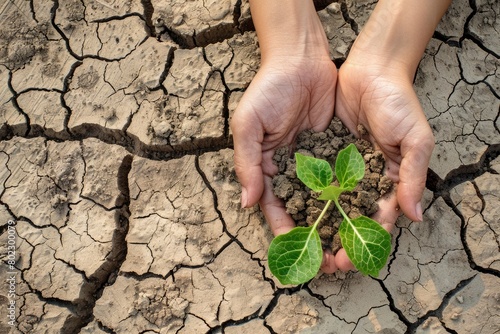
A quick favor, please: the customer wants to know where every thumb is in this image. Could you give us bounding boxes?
[230,110,265,208]
[397,130,434,222]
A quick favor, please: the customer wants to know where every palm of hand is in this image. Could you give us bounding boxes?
[335,63,434,223]
[236,59,337,158]
[231,57,337,234]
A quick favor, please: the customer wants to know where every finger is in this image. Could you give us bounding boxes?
[383,156,401,183]
[320,249,338,274]
[397,129,434,222]
[231,109,265,208]
[371,190,400,232]
[259,175,296,236]
[335,249,355,272]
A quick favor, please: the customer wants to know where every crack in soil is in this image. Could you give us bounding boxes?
[63,154,133,333]
[407,275,477,333]
[442,193,500,277]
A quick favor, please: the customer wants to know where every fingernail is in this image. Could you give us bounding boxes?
[415,201,423,222]
[241,188,248,209]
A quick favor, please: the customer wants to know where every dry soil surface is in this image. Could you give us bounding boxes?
[0,1,499,333]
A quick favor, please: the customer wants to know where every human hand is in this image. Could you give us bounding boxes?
[231,54,339,273]
[233,0,446,276]
[230,0,344,274]
[334,58,434,270]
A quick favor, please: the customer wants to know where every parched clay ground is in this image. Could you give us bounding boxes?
[0,0,498,333]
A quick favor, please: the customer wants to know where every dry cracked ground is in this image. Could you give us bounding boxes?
[0,0,499,333]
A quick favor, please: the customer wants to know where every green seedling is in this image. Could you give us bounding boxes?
[268,143,392,285]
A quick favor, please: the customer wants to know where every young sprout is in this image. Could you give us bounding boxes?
[268,144,392,285]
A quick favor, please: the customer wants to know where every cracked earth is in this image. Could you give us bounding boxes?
[0,0,498,333]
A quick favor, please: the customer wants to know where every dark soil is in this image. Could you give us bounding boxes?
[272,117,393,253]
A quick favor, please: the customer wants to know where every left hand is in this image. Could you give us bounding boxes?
[231,54,339,273]
[333,59,435,271]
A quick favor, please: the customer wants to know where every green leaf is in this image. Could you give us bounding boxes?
[339,215,392,277]
[295,153,333,192]
[318,185,344,201]
[268,226,323,285]
[335,144,365,190]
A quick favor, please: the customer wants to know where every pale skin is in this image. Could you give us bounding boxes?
[231,0,452,273]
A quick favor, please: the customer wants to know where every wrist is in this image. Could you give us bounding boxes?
[347,0,452,79]
[250,0,330,64]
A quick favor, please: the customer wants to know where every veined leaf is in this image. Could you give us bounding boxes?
[268,226,323,285]
[335,144,365,190]
[339,215,392,277]
[269,143,392,286]
[295,153,333,192]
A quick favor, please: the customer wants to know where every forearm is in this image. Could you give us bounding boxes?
[249,0,329,63]
[348,0,452,78]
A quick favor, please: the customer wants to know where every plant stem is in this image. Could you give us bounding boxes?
[312,200,332,230]
[333,198,363,241]
[333,199,349,223]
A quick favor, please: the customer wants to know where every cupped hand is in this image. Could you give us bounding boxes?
[231,55,339,273]
[334,60,434,271]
